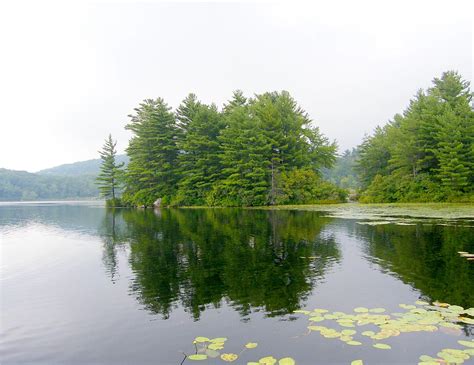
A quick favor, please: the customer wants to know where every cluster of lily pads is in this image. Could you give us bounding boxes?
[186,336,295,364]
[185,300,473,364]
[294,300,474,364]
[458,251,474,261]
[418,340,474,364]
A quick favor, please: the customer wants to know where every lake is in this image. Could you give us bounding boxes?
[1,202,473,364]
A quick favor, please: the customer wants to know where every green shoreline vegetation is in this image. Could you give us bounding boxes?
[97,71,473,208]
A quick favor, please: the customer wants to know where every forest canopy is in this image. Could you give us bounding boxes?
[120,90,346,207]
[356,71,474,203]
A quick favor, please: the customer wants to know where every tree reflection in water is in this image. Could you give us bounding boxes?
[99,208,339,319]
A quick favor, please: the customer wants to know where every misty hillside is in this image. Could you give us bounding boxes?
[0,168,98,201]
[38,154,129,176]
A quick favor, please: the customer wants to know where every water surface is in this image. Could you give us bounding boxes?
[1,202,473,364]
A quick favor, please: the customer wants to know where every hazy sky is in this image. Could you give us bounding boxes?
[0,0,472,172]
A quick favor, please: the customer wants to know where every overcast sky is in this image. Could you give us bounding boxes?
[0,0,472,172]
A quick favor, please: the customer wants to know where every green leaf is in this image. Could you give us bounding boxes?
[373,343,391,350]
[194,336,210,343]
[341,329,356,336]
[278,358,295,365]
[188,354,208,360]
[245,342,258,349]
[346,341,362,346]
[208,343,224,350]
[221,353,239,362]
[458,340,474,348]
[259,356,277,365]
[351,361,363,365]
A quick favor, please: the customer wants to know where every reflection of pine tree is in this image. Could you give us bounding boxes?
[99,209,127,283]
[120,208,340,320]
[356,222,474,308]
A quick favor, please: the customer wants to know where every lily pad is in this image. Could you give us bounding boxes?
[373,343,391,350]
[259,356,277,365]
[419,355,437,362]
[309,316,325,322]
[245,342,258,349]
[415,300,430,306]
[458,340,474,348]
[459,317,474,324]
[448,305,464,312]
[354,307,369,313]
[346,341,362,346]
[278,358,295,365]
[351,361,363,365]
[188,354,208,360]
[341,329,356,336]
[208,343,224,350]
[369,308,386,313]
[221,353,239,362]
[194,336,210,343]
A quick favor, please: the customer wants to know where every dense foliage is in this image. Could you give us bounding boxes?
[121,91,345,207]
[356,71,474,203]
[0,168,98,201]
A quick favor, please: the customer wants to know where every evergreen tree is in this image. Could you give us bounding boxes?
[119,91,342,207]
[214,93,270,206]
[175,102,226,205]
[96,134,124,202]
[357,70,474,202]
[124,98,179,206]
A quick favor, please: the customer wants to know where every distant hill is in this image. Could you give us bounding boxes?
[37,154,129,176]
[0,154,129,201]
[0,168,98,201]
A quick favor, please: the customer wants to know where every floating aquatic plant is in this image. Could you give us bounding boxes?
[185,300,474,364]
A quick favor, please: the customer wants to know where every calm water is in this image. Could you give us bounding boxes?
[1,202,473,364]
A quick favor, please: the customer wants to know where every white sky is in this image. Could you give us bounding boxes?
[0,0,472,172]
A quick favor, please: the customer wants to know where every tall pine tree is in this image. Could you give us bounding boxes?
[96,134,124,202]
[124,98,179,206]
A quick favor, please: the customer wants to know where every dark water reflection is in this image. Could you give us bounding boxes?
[356,222,474,308]
[102,209,339,319]
[1,203,473,364]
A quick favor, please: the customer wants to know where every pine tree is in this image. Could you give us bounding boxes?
[175,102,226,205]
[96,134,124,202]
[435,107,473,193]
[124,98,179,206]
[217,99,270,206]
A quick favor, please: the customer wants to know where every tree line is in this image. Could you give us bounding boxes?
[98,71,473,206]
[0,168,97,201]
[98,91,345,206]
[356,71,474,203]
